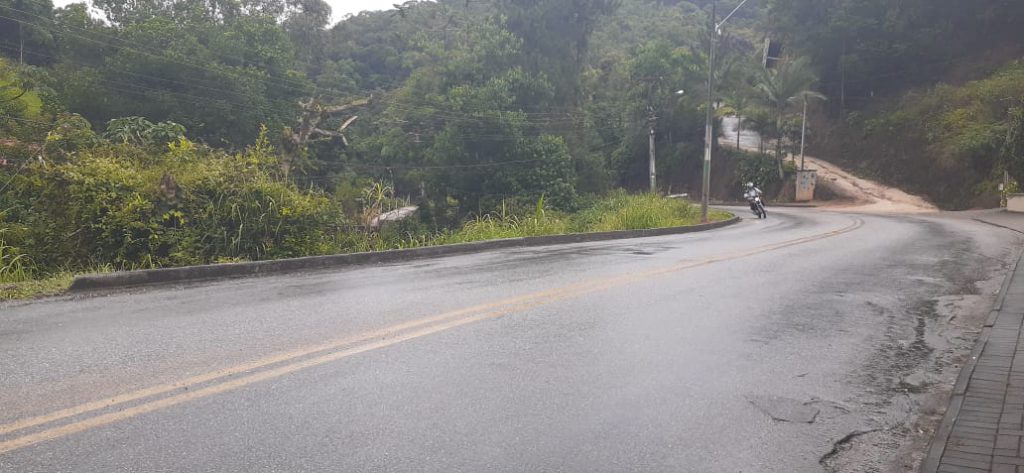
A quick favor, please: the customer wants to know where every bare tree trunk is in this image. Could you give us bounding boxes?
[19,23,24,65]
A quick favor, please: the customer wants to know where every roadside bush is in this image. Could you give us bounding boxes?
[3,129,349,272]
[574,191,701,231]
[736,152,783,188]
[367,192,713,250]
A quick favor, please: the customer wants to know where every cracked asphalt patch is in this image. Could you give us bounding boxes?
[812,217,1019,472]
[747,395,820,423]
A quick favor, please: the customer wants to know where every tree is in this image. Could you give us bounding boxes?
[54,3,309,146]
[357,21,579,211]
[282,0,331,70]
[496,0,620,103]
[764,0,1024,113]
[1005,107,1024,186]
[611,40,704,190]
[753,56,821,175]
[282,96,368,174]
[0,0,57,65]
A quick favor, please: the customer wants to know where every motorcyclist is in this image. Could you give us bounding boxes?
[743,182,765,216]
[743,181,762,202]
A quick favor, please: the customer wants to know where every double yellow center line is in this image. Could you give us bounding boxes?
[0,217,862,454]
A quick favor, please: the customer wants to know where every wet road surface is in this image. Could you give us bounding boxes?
[1,209,1021,472]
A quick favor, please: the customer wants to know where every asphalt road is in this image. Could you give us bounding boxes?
[1,209,1022,472]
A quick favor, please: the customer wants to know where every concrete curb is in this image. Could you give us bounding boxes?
[972,216,1024,235]
[711,201,819,208]
[69,216,740,292]
[921,245,1024,473]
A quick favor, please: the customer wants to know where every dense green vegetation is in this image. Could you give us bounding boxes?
[1,0,756,299]
[764,0,1024,208]
[818,62,1024,208]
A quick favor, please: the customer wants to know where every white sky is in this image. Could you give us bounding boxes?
[52,0,401,24]
[327,0,399,20]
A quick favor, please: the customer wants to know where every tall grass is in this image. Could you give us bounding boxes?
[439,196,570,243]
[394,192,720,247]
[573,192,702,232]
[0,234,32,284]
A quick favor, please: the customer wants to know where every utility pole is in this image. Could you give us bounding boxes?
[799,95,808,171]
[1006,170,1011,208]
[647,106,658,193]
[649,125,657,193]
[645,91,684,194]
[701,4,716,222]
[701,0,750,222]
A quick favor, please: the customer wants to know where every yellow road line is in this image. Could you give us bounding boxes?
[0,280,610,437]
[0,217,862,454]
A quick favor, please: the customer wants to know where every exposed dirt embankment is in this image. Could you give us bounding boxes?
[721,117,938,214]
[804,156,937,214]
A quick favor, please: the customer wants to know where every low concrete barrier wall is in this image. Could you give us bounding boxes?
[1009,194,1024,213]
[70,216,740,292]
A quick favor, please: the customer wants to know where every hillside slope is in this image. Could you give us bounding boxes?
[812,60,1024,210]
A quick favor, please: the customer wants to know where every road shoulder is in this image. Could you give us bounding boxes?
[925,211,1024,472]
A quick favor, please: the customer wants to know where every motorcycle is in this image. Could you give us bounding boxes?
[746,193,767,219]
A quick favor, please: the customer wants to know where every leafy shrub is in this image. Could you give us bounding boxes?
[3,128,349,272]
[104,116,186,149]
[43,113,101,158]
[736,152,782,188]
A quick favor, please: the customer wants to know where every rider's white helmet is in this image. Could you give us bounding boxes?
[746,182,754,188]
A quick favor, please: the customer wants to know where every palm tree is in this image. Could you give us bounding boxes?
[754,57,824,177]
[788,90,827,171]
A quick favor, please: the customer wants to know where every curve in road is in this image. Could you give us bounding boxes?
[0,209,1020,472]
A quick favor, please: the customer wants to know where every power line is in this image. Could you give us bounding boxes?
[0,45,295,120]
[0,41,307,113]
[0,4,591,121]
[0,7,328,100]
[3,3,560,116]
[0,18,591,130]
